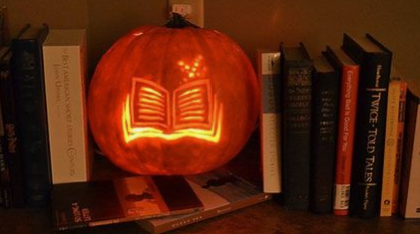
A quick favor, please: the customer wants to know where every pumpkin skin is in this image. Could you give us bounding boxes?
[88,24,259,175]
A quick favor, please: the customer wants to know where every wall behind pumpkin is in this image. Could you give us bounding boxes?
[1,0,420,88]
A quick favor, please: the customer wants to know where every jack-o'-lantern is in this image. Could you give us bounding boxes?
[88,14,259,175]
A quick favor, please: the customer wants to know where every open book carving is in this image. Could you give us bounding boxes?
[123,78,223,143]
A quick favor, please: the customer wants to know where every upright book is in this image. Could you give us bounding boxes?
[399,80,420,219]
[393,80,407,214]
[380,76,402,216]
[138,168,270,234]
[342,34,392,218]
[0,46,11,207]
[257,50,282,193]
[42,29,92,184]
[280,43,313,210]
[11,24,51,206]
[51,175,203,230]
[310,54,339,214]
[324,46,360,216]
[0,44,25,208]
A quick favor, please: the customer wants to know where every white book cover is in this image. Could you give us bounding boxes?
[258,51,282,193]
[43,29,92,184]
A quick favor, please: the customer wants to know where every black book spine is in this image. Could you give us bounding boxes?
[281,56,313,210]
[310,67,340,214]
[0,131,5,207]
[342,34,392,217]
[0,51,24,207]
[1,103,10,207]
[11,28,51,207]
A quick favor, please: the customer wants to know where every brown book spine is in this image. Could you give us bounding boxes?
[333,65,360,216]
[392,81,407,214]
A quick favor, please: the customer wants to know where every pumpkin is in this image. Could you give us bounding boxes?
[88,14,259,175]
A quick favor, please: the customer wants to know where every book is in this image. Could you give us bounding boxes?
[123,77,222,143]
[11,24,51,206]
[0,46,11,207]
[42,29,92,184]
[257,50,282,193]
[310,54,339,214]
[323,46,360,216]
[0,44,25,208]
[0,5,10,208]
[280,43,313,210]
[380,76,401,216]
[0,86,4,207]
[342,34,392,218]
[399,80,420,219]
[392,80,407,214]
[51,175,204,230]
[137,168,270,234]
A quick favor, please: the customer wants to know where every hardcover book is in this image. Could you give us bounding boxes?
[257,50,282,193]
[380,76,402,216]
[342,34,392,218]
[52,175,203,230]
[310,54,339,214]
[323,46,360,216]
[0,46,9,207]
[11,24,51,206]
[393,80,407,214]
[138,168,270,234]
[0,45,24,208]
[399,80,420,219]
[280,43,313,210]
[42,29,92,184]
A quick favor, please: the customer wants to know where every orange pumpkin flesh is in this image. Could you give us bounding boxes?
[88,16,259,175]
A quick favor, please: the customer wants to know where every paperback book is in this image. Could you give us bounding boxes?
[138,168,270,234]
[52,175,203,230]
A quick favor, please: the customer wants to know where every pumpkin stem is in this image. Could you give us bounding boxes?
[165,12,199,29]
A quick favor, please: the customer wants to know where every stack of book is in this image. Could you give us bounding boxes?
[259,33,420,219]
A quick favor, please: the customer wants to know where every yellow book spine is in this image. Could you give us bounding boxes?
[380,78,401,216]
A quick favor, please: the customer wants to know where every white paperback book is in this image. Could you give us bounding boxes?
[43,29,92,184]
[258,50,282,193]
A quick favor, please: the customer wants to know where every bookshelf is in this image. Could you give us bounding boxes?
[1,0,420,233]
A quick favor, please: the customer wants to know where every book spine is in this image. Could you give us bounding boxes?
[392,81,407,214]
[399,92,420,219]
[0,54,25,207]
[11,36,51,206]
[310,68,339,214]
[282,61,313,210]
[380,78,401,216]
[258,51,282,193]
[333,65,360,216]
[349,54,391,217]
[0,106,10,207]
[43,39,91,184]
[0,131,4,207]
[151,194,270,234]
[344,38,392,218]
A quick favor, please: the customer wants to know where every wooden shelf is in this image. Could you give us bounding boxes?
[1,199,420,234]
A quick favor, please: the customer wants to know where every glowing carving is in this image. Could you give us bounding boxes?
[123,78,223,143]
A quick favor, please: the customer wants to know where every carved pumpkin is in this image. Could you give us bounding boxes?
[88,15,259,175]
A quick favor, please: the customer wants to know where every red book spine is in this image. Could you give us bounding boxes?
[392,81,407,214]
[333,65,360,216]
